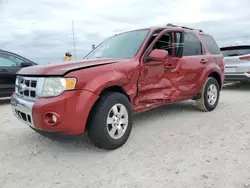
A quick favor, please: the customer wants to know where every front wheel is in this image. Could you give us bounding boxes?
[196,77,220,112]
[87,92,133,150]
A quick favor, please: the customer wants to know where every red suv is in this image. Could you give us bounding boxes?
[11,24,225,150]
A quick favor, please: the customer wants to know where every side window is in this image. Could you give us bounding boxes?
[0,53,25,67]
[153,32,173,56]
[144,29,163,51]
[183,32,203,56]
[200,35,220,54]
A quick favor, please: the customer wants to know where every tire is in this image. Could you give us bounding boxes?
[195,77,220,112]
[87,92,133,150]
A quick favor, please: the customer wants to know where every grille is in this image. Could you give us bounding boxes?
[15,109,32,124]
[15,76,38,100]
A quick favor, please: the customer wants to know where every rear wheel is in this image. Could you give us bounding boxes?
[87,92,133,150]
[196,77,220,112]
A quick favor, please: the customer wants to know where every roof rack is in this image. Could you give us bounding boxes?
[166,23,203,32]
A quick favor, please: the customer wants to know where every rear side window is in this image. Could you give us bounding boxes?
[220,46,250,57]
[200,35,220,54]
[183,32,203,56]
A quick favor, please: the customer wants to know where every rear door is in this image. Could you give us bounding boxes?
[199,34,224,71]
[177,32,208,96]
[0,52,26,96]
[220,45,250,74]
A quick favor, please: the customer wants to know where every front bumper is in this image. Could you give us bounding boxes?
[225,72,250,82]
[11,94,35,128]
[11,90,99,135]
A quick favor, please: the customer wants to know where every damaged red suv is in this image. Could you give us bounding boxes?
[11,24,225,150]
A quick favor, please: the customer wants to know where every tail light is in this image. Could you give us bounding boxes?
[239,55,250,61]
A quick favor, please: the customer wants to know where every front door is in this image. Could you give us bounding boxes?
[135,30,182,109]
[0,52,24,96]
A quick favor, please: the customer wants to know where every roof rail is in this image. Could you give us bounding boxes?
[166,23,203,32]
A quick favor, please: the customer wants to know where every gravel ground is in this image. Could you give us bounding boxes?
[1,83,250,188]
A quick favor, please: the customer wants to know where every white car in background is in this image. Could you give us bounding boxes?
[220,45,250,83]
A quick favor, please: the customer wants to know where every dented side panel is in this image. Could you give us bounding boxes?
[134,29,181,110]
[66,60,140,103]
[134,29,207,111]
[135,61,167,105]
[134,56,205,110]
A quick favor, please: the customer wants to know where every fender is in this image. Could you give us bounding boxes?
[83,70,129,96]
[65,59,140,102]
[197,62,222,93]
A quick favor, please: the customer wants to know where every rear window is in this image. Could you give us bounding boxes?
[200,34,220,54]
[220,46,250,57]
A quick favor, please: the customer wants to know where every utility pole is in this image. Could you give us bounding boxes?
[72,20,76,60]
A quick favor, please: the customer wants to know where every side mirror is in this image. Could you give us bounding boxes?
[147,49,169,63]
[21,62,33,67]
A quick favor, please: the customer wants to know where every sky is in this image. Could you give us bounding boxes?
[0,0,250,64]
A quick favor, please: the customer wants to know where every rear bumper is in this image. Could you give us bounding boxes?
[11,90,99,135]
[225,72,250,82]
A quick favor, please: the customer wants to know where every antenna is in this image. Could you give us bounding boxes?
[72,20,76,60]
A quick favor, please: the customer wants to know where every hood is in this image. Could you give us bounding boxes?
[17,58,123,76]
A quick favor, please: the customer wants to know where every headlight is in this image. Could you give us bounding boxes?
[41,77,77,97]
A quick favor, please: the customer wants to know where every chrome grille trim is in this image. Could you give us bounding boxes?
[15,76,44,101]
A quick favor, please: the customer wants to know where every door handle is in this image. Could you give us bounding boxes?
[200,59,208,64]
[0,69,7,72]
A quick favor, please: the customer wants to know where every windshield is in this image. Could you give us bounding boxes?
[84,29,149,59]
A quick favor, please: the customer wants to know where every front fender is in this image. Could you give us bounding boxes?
[82,71,129,95]
[197,63,222,92]
[65,61,140,101]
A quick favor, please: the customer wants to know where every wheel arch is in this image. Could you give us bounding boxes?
[99,85,130,102]
[86,85,131,130]
[207,71,222,90]
[197,63,223,93]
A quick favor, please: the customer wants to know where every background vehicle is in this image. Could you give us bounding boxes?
[220,45,250,83]
[0,49,37,97]
[11,24,224,150]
